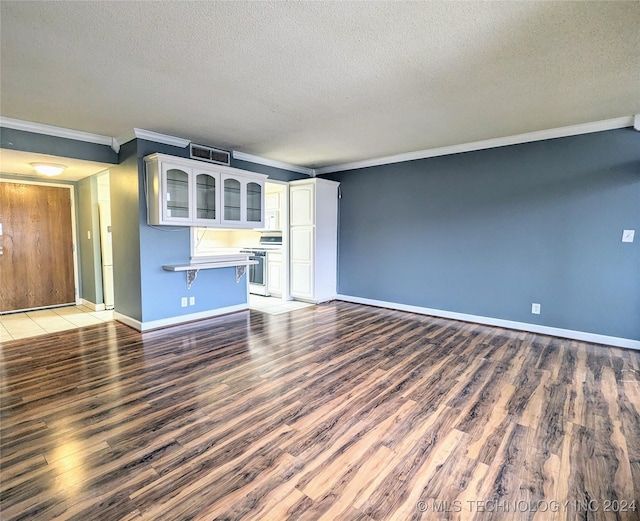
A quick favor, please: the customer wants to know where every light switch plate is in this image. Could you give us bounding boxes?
[622,230,635,243]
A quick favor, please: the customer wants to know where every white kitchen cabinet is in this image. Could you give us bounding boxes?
[220,174,265,227]
[145,153,266,228]
[267,252,283,296]
[146,160,193,225]
[290,226,314,299]
[193,169,220,226]
[290,183,314,226]
[264,190,281,230]
[265,192,280,210]
[289,178,339,303]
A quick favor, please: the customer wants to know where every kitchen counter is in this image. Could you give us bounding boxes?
[163,253,256,289]
[188,252,250,264]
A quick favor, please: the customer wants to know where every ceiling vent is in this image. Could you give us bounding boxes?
[190,143,230,166]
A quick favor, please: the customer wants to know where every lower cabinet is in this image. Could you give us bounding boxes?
[267,252,283,297]
[290,226,314,300]
[290,262,313,299]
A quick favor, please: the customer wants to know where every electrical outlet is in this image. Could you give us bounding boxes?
[531,303,541,315]
[622,230,635,243]
[87,231,91,240]
[181,297,188,307]
[189,296,195,306]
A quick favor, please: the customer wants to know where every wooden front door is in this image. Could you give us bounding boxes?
[0,182,76,312]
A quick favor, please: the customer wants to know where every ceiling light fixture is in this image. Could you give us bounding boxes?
[30,162,67,176]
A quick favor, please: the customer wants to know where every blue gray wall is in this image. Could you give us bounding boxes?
[231,158,309,182]
[1,124,309,324]
[136,139,202,322]
[110,140,143,320]
[321,128,640,341]
[77,175,104,305]
[114,139,307,324]
[0,127,118,164]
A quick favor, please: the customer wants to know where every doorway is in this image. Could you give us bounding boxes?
[96,173,114,310]
[247,180,290,311]
[0,179,79,313]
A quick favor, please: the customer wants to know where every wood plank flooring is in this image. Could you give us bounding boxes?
[1,301,639,520]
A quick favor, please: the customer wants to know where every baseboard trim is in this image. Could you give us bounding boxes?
[113,303,249,332]
[81,299,106,312]
[336,294,640,350]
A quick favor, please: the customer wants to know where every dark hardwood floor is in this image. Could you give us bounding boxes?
[1,301,639,520]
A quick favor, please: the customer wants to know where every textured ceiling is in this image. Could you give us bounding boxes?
[0,149,111,181]
[1,1,639,169]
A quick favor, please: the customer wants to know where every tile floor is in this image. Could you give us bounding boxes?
[0,305,113,342]
[0,297,311,343]
[249,294,313,315]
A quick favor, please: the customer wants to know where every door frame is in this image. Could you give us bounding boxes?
[0,177,81,308]
[264,179,290,301]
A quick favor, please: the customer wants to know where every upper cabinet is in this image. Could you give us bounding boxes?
[194,170,219,225]
[145,153,266,228]
[264,190,282,230]
[222,175,241,224]
[155,162,193,225]
[290,183,315,226]
[246,181,263,225]
[219,175,264,227]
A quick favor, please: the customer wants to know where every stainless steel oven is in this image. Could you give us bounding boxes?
[241,249,269,295]
[241,232,282,296]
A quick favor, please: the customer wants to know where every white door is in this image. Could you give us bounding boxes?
[98,203,114,309]
[102,265,115,309]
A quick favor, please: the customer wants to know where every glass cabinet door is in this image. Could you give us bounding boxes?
[165,167,190,219]
[195,172,217,222]
[223,178,241,222]
[147,155,266,227]
[246,182,262,223]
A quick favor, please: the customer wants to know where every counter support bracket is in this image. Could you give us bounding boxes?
[186,269,198,289]
[163,259,256,288]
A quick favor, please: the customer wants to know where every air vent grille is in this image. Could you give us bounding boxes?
[190,143,230,166]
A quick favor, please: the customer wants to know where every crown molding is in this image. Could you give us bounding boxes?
[131,128,191,148]
[113,130,136,152]
[315,116,636,175]
[232,151,314,176]
[4,115,635,172]
[113,128,191,152]
[0,116,114,148]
